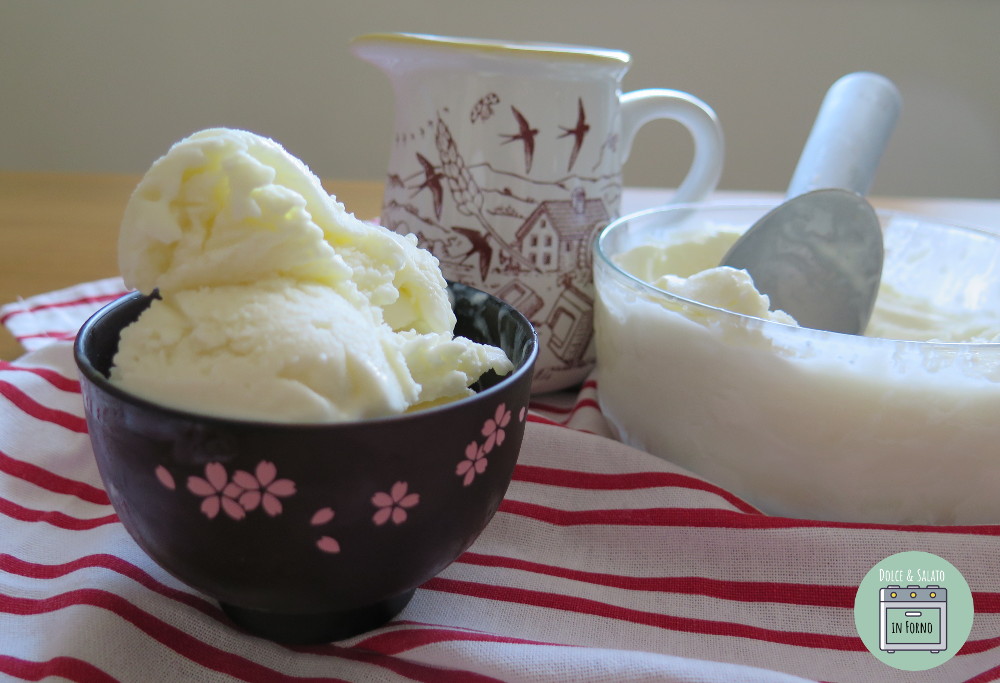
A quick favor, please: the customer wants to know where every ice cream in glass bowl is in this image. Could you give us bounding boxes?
[593,201,1000,525]
[73,129,537,643]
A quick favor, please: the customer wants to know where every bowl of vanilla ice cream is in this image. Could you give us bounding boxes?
[74,129,537,643]
[594,201,1000,525]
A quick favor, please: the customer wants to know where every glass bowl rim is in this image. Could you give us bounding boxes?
[593,200,1000,350]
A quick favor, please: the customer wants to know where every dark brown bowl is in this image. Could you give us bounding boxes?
[74,282,537,643]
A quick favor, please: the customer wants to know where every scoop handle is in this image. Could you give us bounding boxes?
[786,72,902,198]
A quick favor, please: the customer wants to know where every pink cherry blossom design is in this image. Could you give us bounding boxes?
[310,508,340,553]
[311,507,335,526]
[519,406,527,422]
[371,481,420,526]
[187,463,244,520]
[481,403,511,454]
[316,536,341,554]
[222,481,245,500]
[456,440,488,486]
[231,461,296,517]
[155,465,176,490]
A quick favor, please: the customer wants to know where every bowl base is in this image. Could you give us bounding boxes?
[220,589,416,643]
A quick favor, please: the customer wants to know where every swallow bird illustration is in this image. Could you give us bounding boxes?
[410,152,445,220]
[452,226,494,281]
[500,106,538,174]
[558,98,590,171]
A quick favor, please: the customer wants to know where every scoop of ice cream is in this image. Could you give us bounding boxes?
[111,281,511,421]
[120,128,348,294]
[651,266,798,325]
[111,128,512,422]
[119,128,455,333]
[616,224,797,325]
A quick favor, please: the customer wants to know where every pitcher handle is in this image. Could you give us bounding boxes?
[620,89,725,205]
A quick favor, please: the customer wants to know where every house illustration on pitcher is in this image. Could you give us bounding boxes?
[512,188,608,366]
[515,188,610,274]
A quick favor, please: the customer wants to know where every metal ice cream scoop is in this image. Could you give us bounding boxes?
[721,72,902,335]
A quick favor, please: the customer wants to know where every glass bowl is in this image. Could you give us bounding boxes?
[594,201,1000,524]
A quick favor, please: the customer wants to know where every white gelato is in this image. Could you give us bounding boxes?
[111,128,512,422]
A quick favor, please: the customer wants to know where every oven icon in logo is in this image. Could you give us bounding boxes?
[879,585,947,654]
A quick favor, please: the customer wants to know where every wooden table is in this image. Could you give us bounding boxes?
[2,172,998,361]
[0,172,385,360]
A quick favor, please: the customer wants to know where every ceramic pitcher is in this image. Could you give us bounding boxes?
[352,33,724,393]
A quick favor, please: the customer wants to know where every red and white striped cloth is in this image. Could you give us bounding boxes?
[2,278,1000,682]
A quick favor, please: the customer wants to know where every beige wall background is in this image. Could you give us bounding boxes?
[2,0,998,199]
